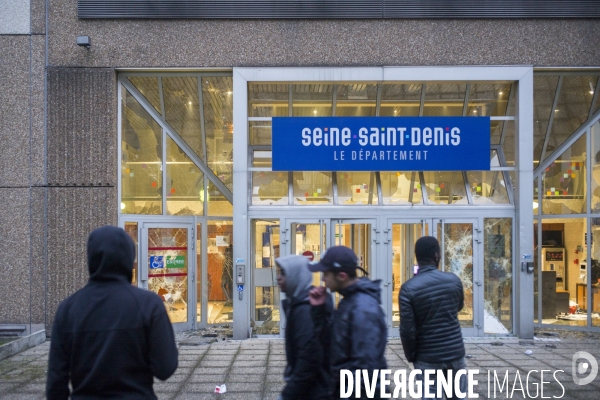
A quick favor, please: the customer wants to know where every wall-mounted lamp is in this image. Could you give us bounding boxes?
[76,35,91,49]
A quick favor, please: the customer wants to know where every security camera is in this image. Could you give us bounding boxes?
[77,36,91,48]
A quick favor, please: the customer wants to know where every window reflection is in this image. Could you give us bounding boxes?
[252,172,289,205]
[121,88,163,215]
[381,172,422,205]
[422,171,466,205]
[292,172,333,204]
[542,134,586,215]
[336,172,378,205]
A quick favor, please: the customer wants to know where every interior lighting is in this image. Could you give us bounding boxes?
[533,201,539,209]
[313,109,317,114]
[590,82,595,94]
[499,91,503,95]
[120,202,126,210]
[188,101,192,105]
[227,91,232,95]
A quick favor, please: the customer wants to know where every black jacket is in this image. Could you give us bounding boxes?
[282,288,333,400]
[399,264,465,364]
[46,226,178,400]
[312,278,388,399]
[277,255,332,400]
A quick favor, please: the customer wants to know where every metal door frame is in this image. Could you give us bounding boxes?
[140,221,195,331]
[384,218,430,337]
[434,218,483,337]
[386,217,483,337]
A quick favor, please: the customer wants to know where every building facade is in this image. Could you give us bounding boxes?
[2,1,600,339]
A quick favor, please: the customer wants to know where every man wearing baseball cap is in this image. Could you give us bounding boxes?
[308,246,387,399]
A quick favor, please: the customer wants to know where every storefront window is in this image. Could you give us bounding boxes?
[422,171,467,205]
[536,218,588,327]
[166,137,204,216]
[207,221,233,324]
[207,180,233,216]
[423,83,467,116]
[379,84,421,117]
[541,134,586,215]
[484,218,513,334]
[251,172,289,205]
[121,89,163,215]
[292,84,333,117]
[250,121,272,146]
[124,222,139,285]
[335,84,377,116]
[381,172,422,205]
[468,83,512,117]
[466,171,510,205]
[120,73,233,218]
[544,76,598,162]
[127,76,161,114]
[336,172,378,205]
[196,223,202,323]
[292,172,333,204]
[203,77,233,192]
[533,76,560,164]
[252,220,281,335]
[591,121,600,214]
[162,76,204,161]
[249,84,289,118]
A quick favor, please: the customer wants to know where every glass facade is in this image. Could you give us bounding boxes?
[247,81,515,207]
[118,69,600,336]
[533,71,600,328]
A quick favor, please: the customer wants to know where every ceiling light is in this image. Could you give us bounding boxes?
[499,91,503,95]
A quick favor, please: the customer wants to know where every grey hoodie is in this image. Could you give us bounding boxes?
[276,255,313,300]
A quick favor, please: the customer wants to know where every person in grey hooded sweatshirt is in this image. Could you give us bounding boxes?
[276,255,333,400]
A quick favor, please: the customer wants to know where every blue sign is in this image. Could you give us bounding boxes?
[237,285,244,292]
[149,256,164,269]
[272,117,490,171]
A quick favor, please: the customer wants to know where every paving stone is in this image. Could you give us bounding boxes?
[187,373,226,383]
[199,360,232,367]
[226,374,264,382]
[192,367,228,376]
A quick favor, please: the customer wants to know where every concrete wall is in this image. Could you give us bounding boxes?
[43,69,118,326]
[0,12,45,326]
[47,1,600,68]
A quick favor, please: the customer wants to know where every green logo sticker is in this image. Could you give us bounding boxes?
[166,255,185,268]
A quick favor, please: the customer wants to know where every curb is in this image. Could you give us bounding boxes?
[0,330,46,361]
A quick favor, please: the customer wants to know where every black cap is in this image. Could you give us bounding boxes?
[308,246,360,273]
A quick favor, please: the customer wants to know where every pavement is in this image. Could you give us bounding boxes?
[1,329,599,400]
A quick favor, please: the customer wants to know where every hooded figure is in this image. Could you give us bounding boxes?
[46,226,178,400]
[276,255,332,400]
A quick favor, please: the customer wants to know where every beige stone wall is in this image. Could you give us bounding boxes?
[47,1,600,68]
[0,28,45,325]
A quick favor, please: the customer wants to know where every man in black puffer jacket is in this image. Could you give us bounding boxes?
[308,246,388,399]
[276,255,332,400]
[46,226,178,400]
[399,236,466,400]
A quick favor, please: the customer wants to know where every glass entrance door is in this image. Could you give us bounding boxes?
[141,223,194,331]
[331,220,376,277]
[388,218,482,337]
[436,219,481,336]
[387,220,430,336]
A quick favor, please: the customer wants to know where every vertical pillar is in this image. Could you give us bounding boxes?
[232,69,249,339]
[514,68,535,338]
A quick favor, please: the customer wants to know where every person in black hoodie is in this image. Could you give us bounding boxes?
[308,246,388,400]
[399,236,466,400]
[46,225,178,400]
[276,255,332,400]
